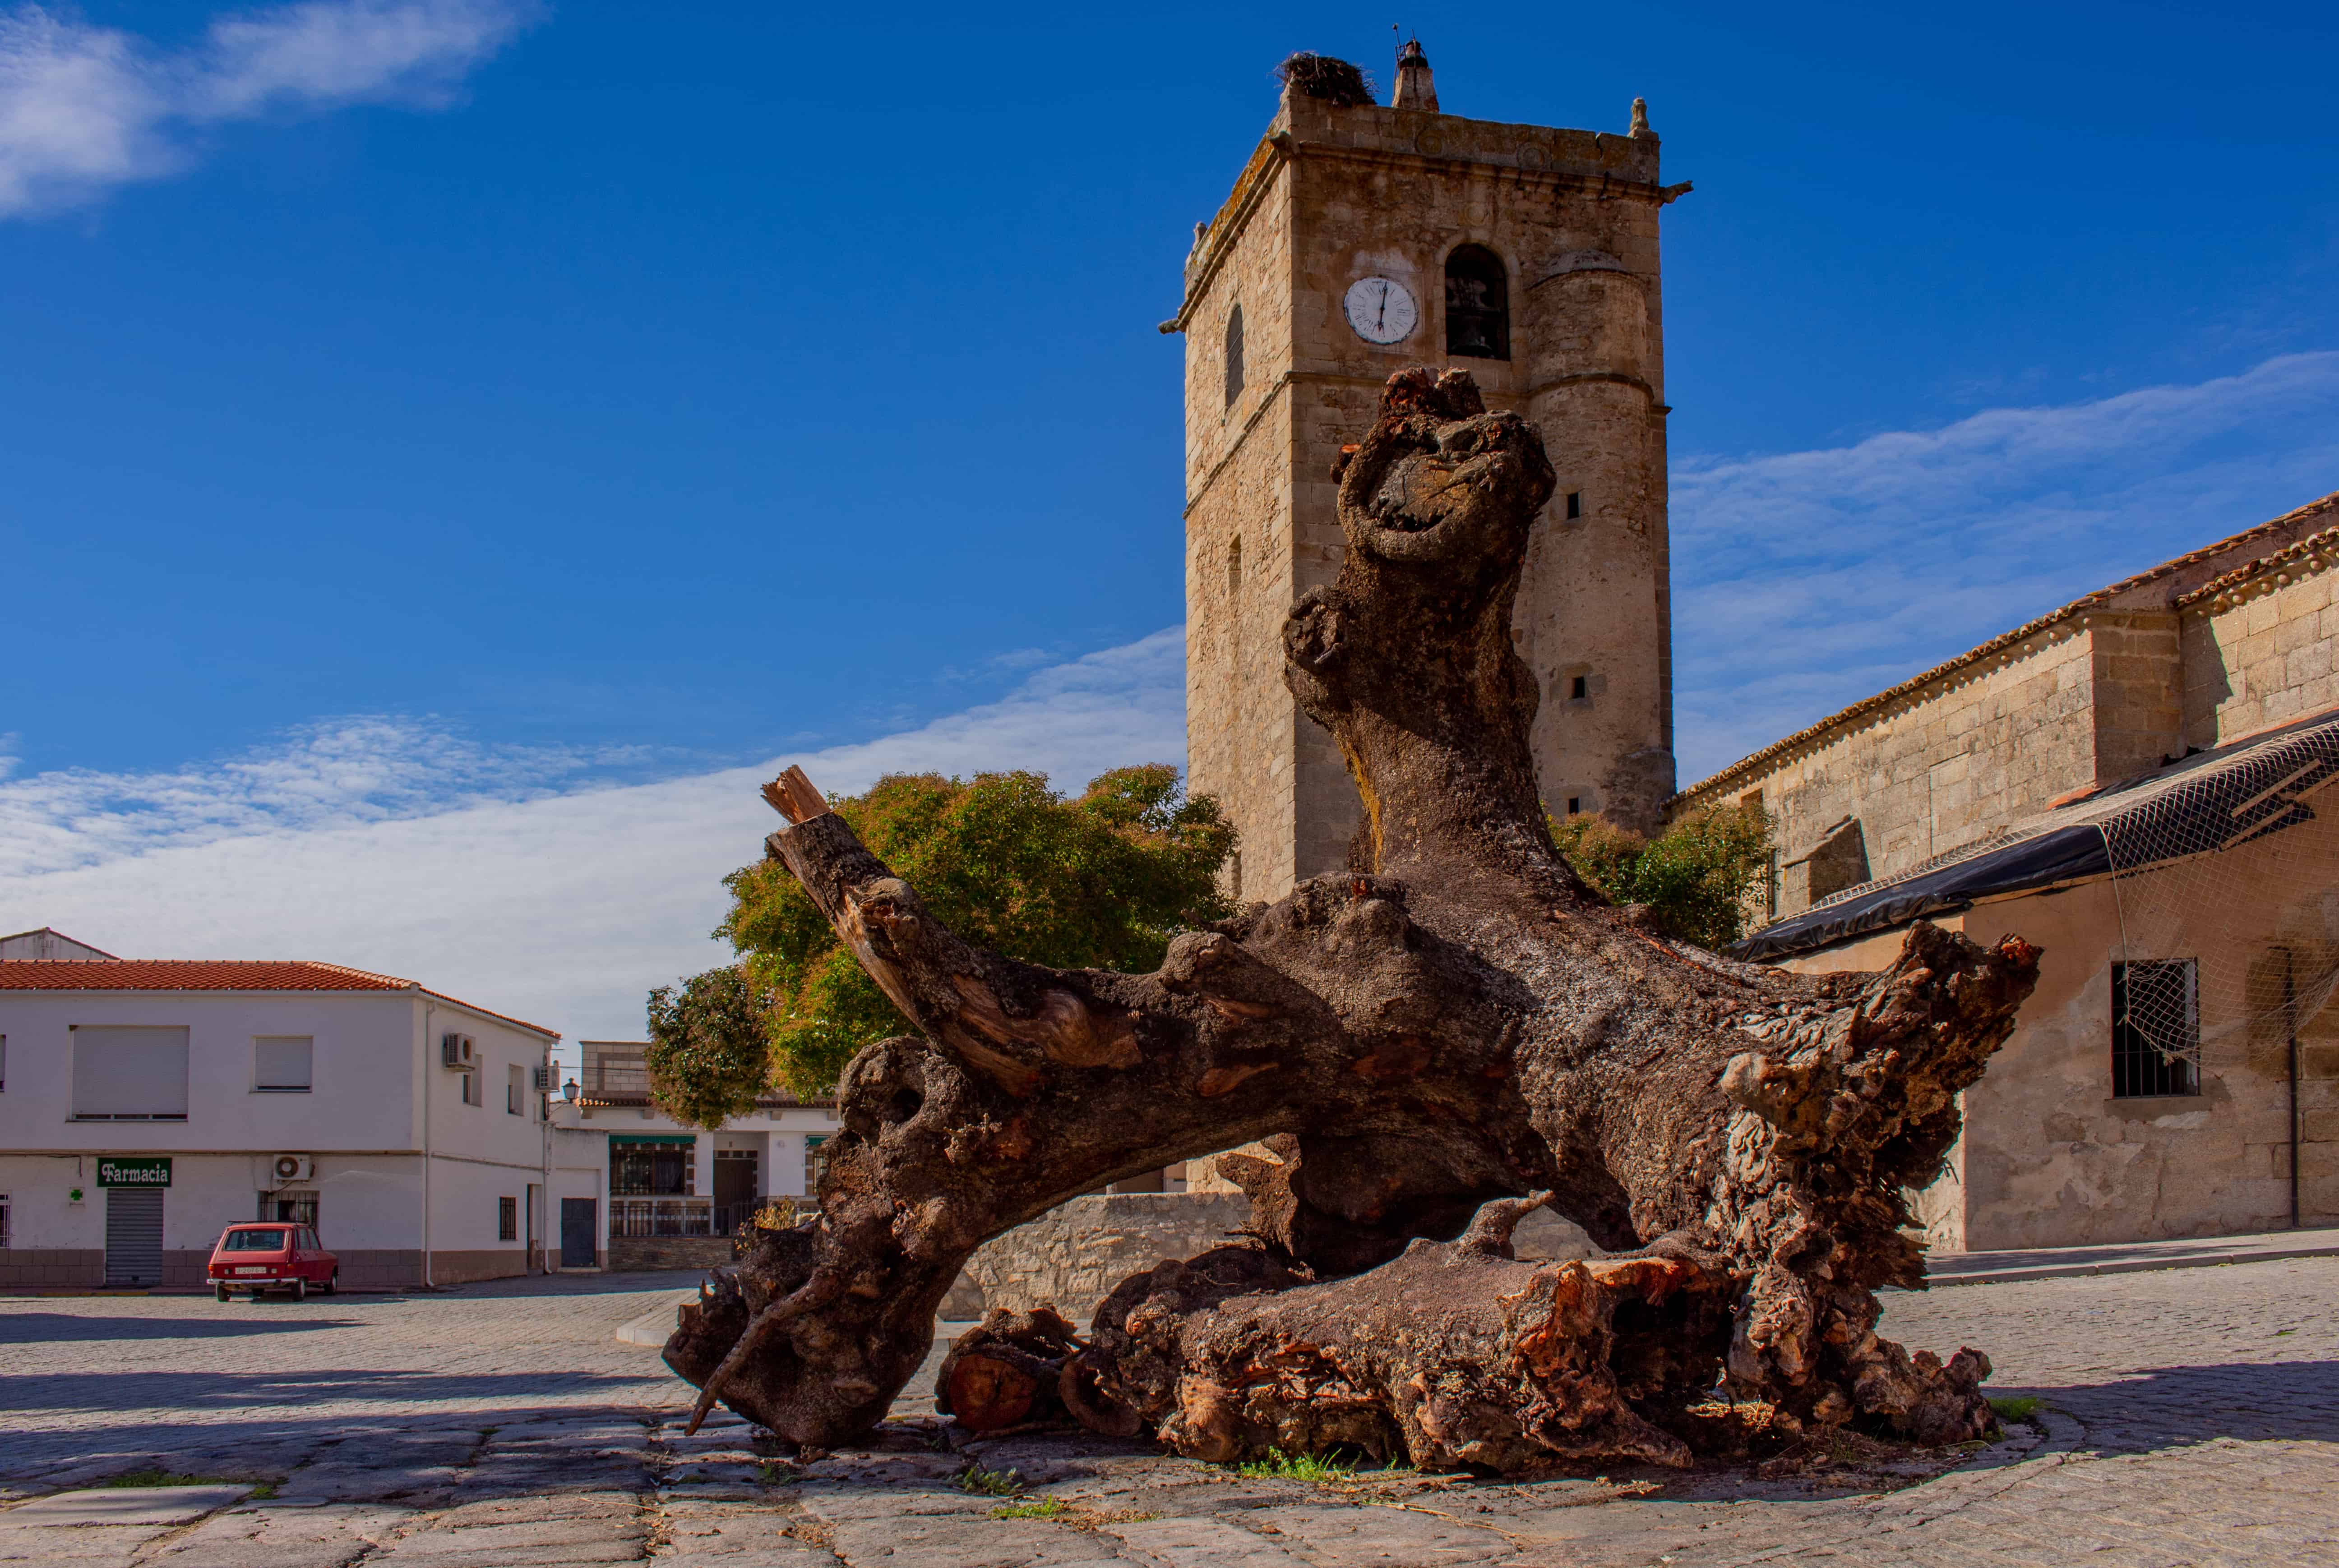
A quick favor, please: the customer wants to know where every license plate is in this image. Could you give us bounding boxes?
[235,1267,272,1276]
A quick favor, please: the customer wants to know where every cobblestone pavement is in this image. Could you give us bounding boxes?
[1,1257,2332,1566]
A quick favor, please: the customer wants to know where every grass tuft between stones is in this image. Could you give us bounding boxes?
[1238,1450,1355,1482]
[99,1470,238,1490]
[992,1498,1068,1519]
[956,1461,1023,1496]
[1987,1394,2047,1426]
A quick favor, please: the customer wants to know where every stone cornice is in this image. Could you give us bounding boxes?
[1160,133,1291,337]
[2178,521,2339,613]
[1159,121,1681,337]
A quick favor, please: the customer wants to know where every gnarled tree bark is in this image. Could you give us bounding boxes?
[663,368,2038,1470]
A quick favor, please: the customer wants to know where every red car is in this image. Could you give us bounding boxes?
[207,1223,338,1301]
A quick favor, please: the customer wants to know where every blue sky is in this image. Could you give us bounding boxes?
[2,1,2336,1050]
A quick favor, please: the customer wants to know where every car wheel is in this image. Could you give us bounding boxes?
[322,1272,337,1296]
[215,1285,231,1303]
[290,1277,306,1302]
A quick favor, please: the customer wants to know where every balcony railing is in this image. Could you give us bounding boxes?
[610,1199,788,1240]
[609,1198,711,1238]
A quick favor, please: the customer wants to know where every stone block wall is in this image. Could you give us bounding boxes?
[2182,540,2339,746]
[1684,495,2339,928]
[608,1236,734,1273]
[946,1192,1252,1323]
[943,1190,1602,1325]
[1716,627,2100,920]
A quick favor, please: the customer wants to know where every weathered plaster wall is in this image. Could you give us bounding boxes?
[1777,840,2339,1251]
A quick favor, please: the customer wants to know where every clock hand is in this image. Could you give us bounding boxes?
[1376,282,1387,331]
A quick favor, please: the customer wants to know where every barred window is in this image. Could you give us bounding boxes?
[2112,960,2200,1098]
[498,1196,518,1242]
[258,1191,319,1228]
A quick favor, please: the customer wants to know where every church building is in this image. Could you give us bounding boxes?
[1166,44,1686,901]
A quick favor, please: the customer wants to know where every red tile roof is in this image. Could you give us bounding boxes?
[0,959,559,1040]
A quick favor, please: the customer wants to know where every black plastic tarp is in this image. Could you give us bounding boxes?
[1728,825,2109,962]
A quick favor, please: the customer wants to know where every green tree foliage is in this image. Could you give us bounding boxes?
[1549,802,1773,952]
[644,964,775,1131]
[666,765,1234,1110]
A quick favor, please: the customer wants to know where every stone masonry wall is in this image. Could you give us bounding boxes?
[943,1191,1602,1325]
[608,1236,735,1273]
[1181,82,1678,897]
[1720,627,2104,921]
[1683,495,2339,928]
[1183,131,1301,902]
[2182,536,2339,746]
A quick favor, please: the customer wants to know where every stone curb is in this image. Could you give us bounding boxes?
[615,1292,695,1347]
[1925,1237,2339,1288]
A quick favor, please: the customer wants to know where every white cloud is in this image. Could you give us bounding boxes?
[0,0,536,216]
[0,629,1187,1065]
[1671,352,2339,780]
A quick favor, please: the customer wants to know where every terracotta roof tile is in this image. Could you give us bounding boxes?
[0,959,559,1040]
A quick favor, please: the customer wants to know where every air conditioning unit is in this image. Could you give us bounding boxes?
[271,1154,316,1187]
[441,1033,476,1070]
[530,1065,554,1092]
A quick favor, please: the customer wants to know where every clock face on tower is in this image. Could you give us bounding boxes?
[1343,277,1418,345]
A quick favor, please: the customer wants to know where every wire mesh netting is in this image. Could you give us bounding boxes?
[2085,717,2339,1075]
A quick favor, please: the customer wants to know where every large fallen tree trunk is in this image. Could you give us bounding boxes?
[664,368,2038,1469]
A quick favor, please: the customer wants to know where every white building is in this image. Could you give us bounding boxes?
[555,1040,839,1269]
[0,945,573,1290]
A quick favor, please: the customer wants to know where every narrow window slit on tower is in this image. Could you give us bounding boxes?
[1224,304,1245,408]
[1227,536,1242,597]
[1570,675,1588,700]
[1565,491,1581,520]
[1566,798,1582,815]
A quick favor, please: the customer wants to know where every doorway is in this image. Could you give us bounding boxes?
[713,1148,758,1233]
[560,1197,597,1269]
[105,1189,164,1287]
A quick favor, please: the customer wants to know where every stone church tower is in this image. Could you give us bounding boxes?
[1166,43,1684,901]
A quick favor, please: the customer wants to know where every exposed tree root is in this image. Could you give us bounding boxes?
[662,368,2037,1468]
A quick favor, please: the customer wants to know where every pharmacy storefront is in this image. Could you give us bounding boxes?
[95,1156,175,1287]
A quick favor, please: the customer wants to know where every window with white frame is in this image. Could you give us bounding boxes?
[254,1036,313,1093]
[71,1026,189,1120]
[461,1068,481,1107]
[507,1064,524,1115]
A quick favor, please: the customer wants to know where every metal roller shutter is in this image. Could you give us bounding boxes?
[105,1189,165,1287]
